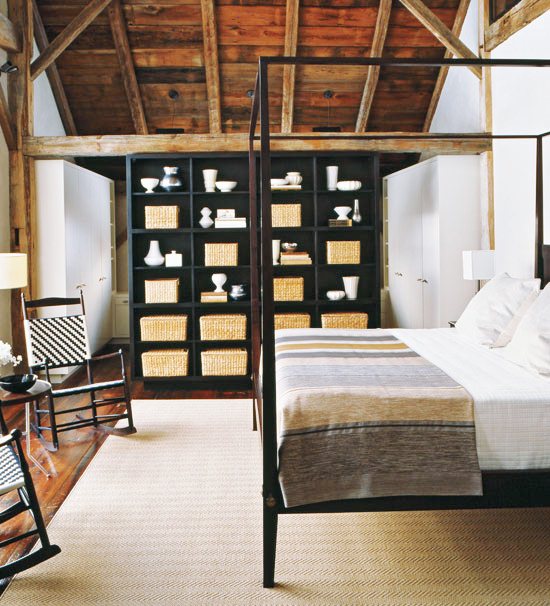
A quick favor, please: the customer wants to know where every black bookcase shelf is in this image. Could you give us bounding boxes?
[127,152,380,387]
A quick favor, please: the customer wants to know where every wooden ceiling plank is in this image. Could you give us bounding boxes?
[32,0,78,136]
[423,0,470,131]
[281,0,300,133]
[200,0,222,134]
[398,0,481,78]
[355,0,392,132]
[0,85,16,149]
[23,133,492,157]
[108,0,148,135]
[0,12,21,52]
[30,0,114,81]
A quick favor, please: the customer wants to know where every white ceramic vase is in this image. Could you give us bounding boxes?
[272,240,281,265]
[326,165,338,191]
[342,276,359,300]
[203,169,218,193]
[199,207,214,228]
[144,240,164,266]
[211,273,227,293]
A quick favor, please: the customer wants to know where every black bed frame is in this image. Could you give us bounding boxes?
[248,56,550,587]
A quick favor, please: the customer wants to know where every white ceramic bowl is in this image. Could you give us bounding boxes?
[326,290,346,301]
[215,180,237,192]
[285,173,303,185]
[271,178,288,187]
[141,178,159,193]
[334,206,352,219]
[336,180,362,191]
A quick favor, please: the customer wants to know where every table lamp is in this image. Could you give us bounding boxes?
[0,253,27,290]
[463,250,495,291]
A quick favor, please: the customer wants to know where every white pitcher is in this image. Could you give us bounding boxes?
[342,276,359,300]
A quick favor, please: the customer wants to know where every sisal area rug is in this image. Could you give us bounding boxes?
[2,399,550,605]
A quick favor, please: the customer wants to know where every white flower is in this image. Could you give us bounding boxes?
[0,341,22,368]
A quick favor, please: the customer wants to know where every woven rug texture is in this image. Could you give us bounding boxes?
[2,399,550,605]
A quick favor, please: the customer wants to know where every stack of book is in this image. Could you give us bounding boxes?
[214,217,246,228]
[328,218,352,227]
[200,291,228,303]
[280,251,312,265]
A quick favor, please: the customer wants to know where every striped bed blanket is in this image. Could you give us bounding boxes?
[275,329,483,508]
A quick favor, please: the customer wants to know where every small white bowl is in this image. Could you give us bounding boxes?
[215,180,237,192]
[334,206,352,220]
[336,180,362,191]
[141,178,159,193]
[271,178,288,187]
[285,172,303,185]
[326,290,346,301]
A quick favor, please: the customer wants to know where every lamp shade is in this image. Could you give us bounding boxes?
[462,250,495,281]
[0,253,28,289]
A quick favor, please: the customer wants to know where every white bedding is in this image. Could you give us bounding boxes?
[394,328,550,470]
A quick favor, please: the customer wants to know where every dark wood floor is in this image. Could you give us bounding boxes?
[0,346,251,588]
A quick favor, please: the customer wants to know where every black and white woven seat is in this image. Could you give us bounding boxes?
[22,291,136,451]
[0,430,60,579]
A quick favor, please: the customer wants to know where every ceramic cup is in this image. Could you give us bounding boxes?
[203,169,218,192]
[342,276,359,300]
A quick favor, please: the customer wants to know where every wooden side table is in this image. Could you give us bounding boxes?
[0,380,53,477]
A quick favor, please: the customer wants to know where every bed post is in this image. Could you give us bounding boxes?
[258,57,278,589]
[249,73,260,432]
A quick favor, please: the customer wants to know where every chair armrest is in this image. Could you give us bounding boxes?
[0,429,21,447]
[89,350,124,363]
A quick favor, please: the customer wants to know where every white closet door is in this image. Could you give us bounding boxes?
[420,161,441,328]
[387,169,423,328]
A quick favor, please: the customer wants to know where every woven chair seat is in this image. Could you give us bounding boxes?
[0,444,25,496]
[52,379,125,397]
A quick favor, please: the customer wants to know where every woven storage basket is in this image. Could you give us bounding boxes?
[200,314,246,340]
[321,312,369,329]
[274,313,311,330]
[141,349,189,377]
[144,278,179,303]
[145,205,179,229]
[272,204,301,228]
[140,315,187,341]
[204,242,238,266]
[201,348,248,376]
[273,276,304,301]
[326,240,361,264]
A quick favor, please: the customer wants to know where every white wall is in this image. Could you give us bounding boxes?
[429,0,482,134]
[491,12,550,278]
[0,3,65,350]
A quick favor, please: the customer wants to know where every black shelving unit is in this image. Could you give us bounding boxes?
[127,152,380,387]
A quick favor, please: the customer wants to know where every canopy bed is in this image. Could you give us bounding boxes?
[248,56,550,587]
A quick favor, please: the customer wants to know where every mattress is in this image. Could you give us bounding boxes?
[275,327,550,472]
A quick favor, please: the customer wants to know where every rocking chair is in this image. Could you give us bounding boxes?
[0,429,60,579]
[22,291,136,451]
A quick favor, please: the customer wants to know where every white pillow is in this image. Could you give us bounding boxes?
[455,272,540,347]
[499,283,550,376]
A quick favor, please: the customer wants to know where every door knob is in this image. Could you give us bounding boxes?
[417,278,428,284]
[394,272,403,277]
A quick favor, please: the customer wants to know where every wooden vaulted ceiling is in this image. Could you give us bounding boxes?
[35,0,472,142]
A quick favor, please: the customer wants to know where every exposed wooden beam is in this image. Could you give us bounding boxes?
[355,0,392,132]
[30,0,113,81]
[0,86,16,149]
[485,0,550,51]
[32,0,77,136]
[0,12,20,52]
[398,0,482,78]
[423,0,471,131]
[8,0,35,363]
[200,0,222,134]
[23,133,492,157]
[281,0,300,134]
[108,0,148,135]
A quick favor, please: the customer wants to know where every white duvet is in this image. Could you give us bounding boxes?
[394,328,550,470]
